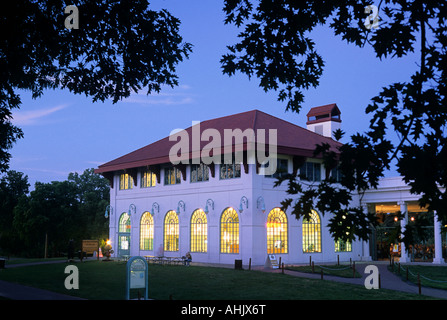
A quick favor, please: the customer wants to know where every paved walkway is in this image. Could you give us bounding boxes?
[254,261,447,300]
[0,259,446,300]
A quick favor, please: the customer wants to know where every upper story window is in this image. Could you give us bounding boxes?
[300,162,321,182]
[119,173,133,190]
[264,158,288,178]
[330,166,343,183]
[141,169,156,188]
[190,163,209,183]
[164,166,182,185]
[220,163,241,180]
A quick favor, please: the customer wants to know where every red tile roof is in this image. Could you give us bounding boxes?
[306,103,340,117]
[306,103,341,125]
[95,109,342,174]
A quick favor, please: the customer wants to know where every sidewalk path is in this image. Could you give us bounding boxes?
[0,279,84,300]
[255,262,447,300]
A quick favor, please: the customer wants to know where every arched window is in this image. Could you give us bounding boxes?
[164,210,179,252]
[191,209,207,252]
[140,212,154,251]
[267,208,288,254]
[220,208,239,254]
[118,212,131,233]
[118,212,131,256]
[302,209,321,253]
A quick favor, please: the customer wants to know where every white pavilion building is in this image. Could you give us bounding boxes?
[95,105,446,266]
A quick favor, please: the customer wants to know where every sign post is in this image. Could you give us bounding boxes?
[268,254,279,269]
[81,240,99,261]
[126,256,148,300]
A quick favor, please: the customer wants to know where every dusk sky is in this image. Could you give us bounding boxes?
[9,1,420,187]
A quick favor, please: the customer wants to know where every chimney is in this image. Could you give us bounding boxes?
[306,103,341,139]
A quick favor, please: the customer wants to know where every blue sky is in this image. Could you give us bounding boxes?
[9,1,420,187]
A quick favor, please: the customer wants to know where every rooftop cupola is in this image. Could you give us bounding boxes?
[306,103,341,139]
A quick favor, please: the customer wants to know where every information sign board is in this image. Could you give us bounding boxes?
[126,256,148,300]
[81,240,99,260]
[268,254,279,269]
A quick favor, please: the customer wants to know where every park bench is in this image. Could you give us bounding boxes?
[144,256,186,265]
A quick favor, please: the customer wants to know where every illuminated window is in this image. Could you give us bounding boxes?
[190,163,209,183]
[164,210,179,251]
[220,163,241,180]
[119,173,133,190]
[335,239,352,252]
[118,212,131,233]
[220,208,239,253]
[302,210,321,253]
[191,209,207,252]
[141,169,156,188]
[140,212,154,251]
[164,166,181,185]
[267,208,288,254]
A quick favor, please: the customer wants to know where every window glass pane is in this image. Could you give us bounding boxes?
[164,210,179,251]
[313,163,321,181]
[220,208,239,253]
[335,239,352,252]
[267,208,288,254]
[164,167,181,185]
[302,210,321,253]
[234,163,241,178]
[119,174,133,190]
[300,162,321,182]
[119,213,131,233]
[140,212,154,250]
[220,163,241,180]
[191,209,207,252]
[264,159,288,178]
[141,170,156,188]
[191,164,209,183]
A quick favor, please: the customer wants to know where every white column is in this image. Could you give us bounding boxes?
[398,201,408,263]
[433,211,445,264]
[361,203,372,261]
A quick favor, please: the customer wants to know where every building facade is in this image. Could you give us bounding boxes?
[95,105,445,265]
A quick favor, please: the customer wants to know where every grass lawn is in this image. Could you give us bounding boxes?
[0,260,436,300]
[285,264,362,278]
[389,264,447,290]
[3,257,66,265]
